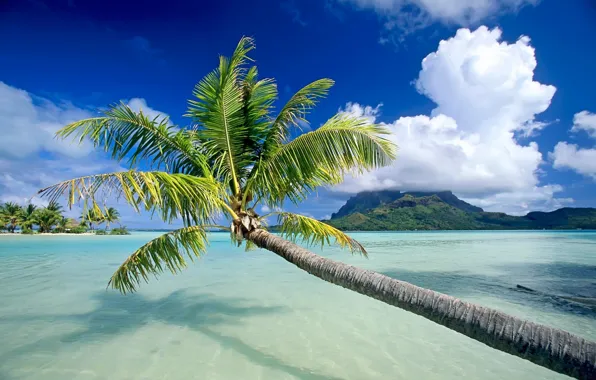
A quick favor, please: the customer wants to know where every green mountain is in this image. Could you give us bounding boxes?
[326,192,596,231]
[331,190,482,219]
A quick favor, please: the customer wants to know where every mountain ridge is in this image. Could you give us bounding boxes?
[331,190,482,219]
[326,191,596,231]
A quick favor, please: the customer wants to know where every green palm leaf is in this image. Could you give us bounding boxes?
[236,66,278,180]
[260,78,334,160]
[187,37,255,194]
[108,226,210,293]
[57,103,210,176]
[37,171,225,226]
[249,114,396,205]
[275,212,366,255]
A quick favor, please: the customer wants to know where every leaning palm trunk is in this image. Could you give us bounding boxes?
[39,38,595,378]
[247,229,596,379]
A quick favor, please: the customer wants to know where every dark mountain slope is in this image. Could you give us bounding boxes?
[326,192,596,231]
[331,190,482,219]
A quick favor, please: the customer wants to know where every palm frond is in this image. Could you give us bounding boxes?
[57,103,210,176]
[260,78,334,160]
[108,226,209,293]
[237,67,278,180]
[276,212,366,256]
[187,37,255,194]
[245,239,259,251]
[249,114,396,206]
[37,171,225,225]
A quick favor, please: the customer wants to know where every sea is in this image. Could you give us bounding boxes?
[0,231,594,379]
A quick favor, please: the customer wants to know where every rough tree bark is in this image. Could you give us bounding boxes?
[246,228,596,379]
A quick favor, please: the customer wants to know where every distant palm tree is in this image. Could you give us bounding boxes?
[103,207,120,230]
[20,204,38,230]
[33,208,61,233]
[81,209,104,231]
[46,201,63,213]
[0,202,23,233]
[0,207,6,232]
[55,217,69,233]
[38,38,595,378]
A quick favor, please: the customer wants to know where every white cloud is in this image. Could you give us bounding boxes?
[461,185,574,215]
[0,82,125,211]
[259,205,283,214]
[571,110,596,139]
[127,97,171,123]
[0,82,176,228]
[549,110,596,180]
[516,119,553,138]
[0,82,94,159]
[341,102,382,123]
[333,26,566,214]
[337,0,538,41]
[550,142,596,180]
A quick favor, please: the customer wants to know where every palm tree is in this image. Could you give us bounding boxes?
[20,204,38,230]
[103,207,120,230]
[37,38,595,378]
[81,209,104,231]
[46,201,63,213]
[0,202,23,233]
[0,206,7,232]
[55,217,69,233]
[33,208,61,233]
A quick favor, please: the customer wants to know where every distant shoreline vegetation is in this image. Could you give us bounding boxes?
[0,202,130,235]
[323,191,596,231]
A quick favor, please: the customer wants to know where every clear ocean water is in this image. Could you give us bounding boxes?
[0,231,594,380]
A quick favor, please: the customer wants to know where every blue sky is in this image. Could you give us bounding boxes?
[1,0,595,227]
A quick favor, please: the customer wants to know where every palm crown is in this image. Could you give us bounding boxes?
[0,202,23,232]
[39,37,396,293]
[103,207,120,229]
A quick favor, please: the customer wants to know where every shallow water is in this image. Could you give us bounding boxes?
[0,231,594,379]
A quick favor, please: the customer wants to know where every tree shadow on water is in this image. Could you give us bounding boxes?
[494,261,596,298]
[0,289,344,380]
[382,263,596,318]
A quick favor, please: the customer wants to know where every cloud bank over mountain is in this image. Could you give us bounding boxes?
[334,26,569,214]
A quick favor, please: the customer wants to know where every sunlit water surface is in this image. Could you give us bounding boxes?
[0,231,595,379]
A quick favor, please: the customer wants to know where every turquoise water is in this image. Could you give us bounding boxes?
[0,231,595,379]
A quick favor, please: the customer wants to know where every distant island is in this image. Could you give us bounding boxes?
[0,201,130,235]
[324,190,596,231]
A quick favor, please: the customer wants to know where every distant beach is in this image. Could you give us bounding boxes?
[0,232,105,236]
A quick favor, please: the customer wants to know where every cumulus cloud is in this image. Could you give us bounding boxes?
[571,110,596,138]
[549,110,596,180]
[0,82,176,227]
[461,185,574,215]
[0,82,122,204]
[550,142,596,179]
[259,205,283,214]
[127,97,171,122]
[336,0,538,41]
[0,82,95,158]
[334,26,566,214]
[341,102,382,123]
